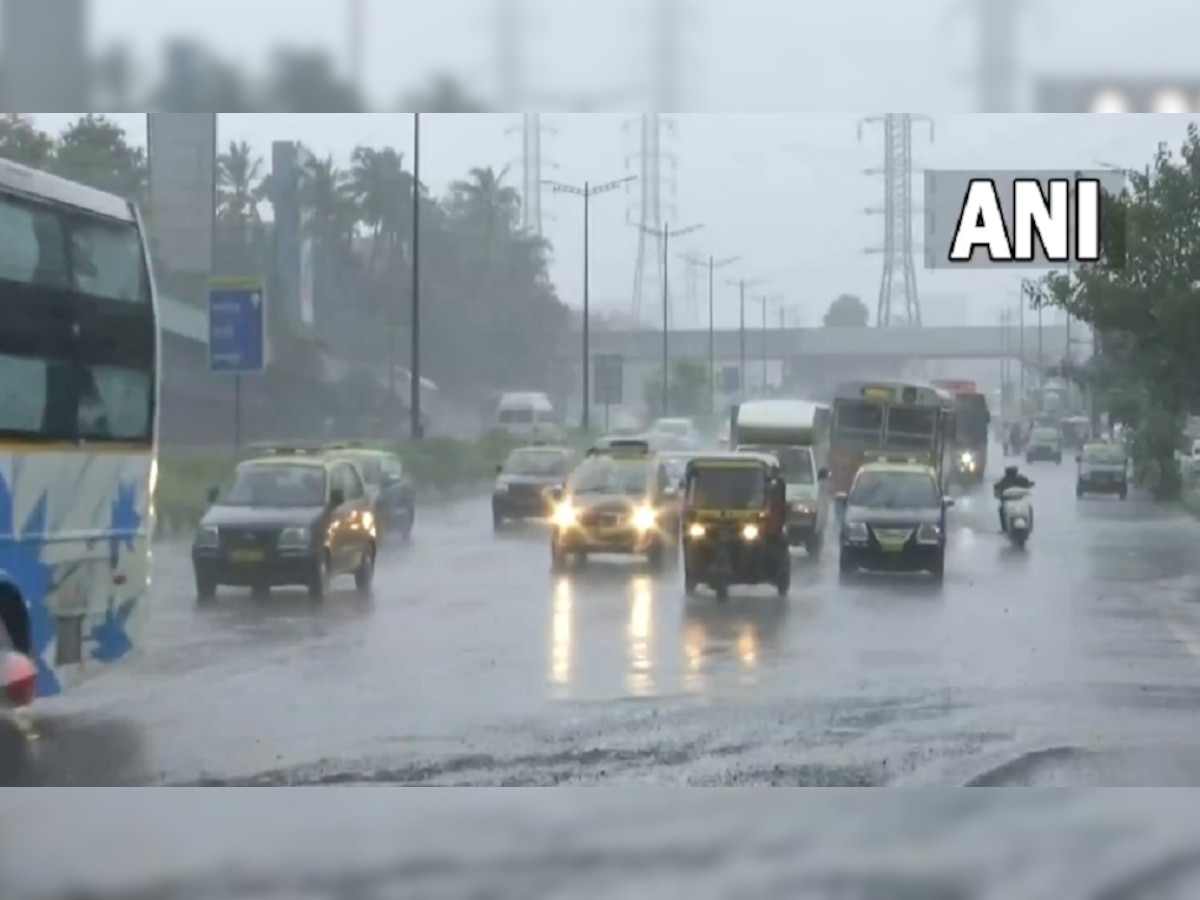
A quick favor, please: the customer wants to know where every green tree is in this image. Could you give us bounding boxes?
[215,140,268,276]
[0,114,55,168]
[643,360,710,417]
[823,293,870,327]
[52,114,146,201]
[1031,126,1200,499]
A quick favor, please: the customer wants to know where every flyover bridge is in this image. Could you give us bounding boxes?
[586,324,1075,362]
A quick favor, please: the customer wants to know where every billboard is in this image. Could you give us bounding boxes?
[147,113,217,275]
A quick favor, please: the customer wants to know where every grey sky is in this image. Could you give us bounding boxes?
[33,0,1200,329]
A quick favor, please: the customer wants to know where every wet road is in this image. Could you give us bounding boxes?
[10,450,1200,789]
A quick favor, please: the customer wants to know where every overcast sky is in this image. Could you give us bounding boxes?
[32,0,1200,329]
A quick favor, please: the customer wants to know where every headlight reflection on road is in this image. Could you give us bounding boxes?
[683,619,706,693]
[737,624,759,670]
[549,578,573,694]
[626,577,655,697]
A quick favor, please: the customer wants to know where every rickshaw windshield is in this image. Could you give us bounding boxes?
[687,465,766,509]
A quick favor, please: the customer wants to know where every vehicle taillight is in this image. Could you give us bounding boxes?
[3,651,36,708]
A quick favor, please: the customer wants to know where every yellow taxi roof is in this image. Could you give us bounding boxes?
[240,455,329,469]
[857,460,937,476]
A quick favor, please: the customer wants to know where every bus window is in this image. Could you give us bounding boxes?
[68,215,147,304]
[834,402,884,434]
[886,406,938,447]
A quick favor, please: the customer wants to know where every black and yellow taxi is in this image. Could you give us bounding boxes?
[493,444,576,528]
[321,443,417,540]
[191,446,378,602]
[548,439,680,571]
[836,461,952,582]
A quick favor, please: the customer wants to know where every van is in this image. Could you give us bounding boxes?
[494,392,563,442]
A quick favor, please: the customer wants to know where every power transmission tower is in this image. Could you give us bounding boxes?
[859,114,933,328]
[624,0,686,325]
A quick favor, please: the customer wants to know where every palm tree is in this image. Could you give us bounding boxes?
[347,146,409,275]
[215,140,266,276]
[300,154,357,252]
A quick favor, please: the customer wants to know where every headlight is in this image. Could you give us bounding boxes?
[279,526,310,547]
[960,451,974,465]
[916,523,942,544]
[843,521,869,542]
[632,506,657,531]
[687,523,706,538]
[553,503,577,527]
[791,502,814,515]
[742,523,759,540]
[195,525,218,547]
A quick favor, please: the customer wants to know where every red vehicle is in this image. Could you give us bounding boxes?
[932,379,990,484]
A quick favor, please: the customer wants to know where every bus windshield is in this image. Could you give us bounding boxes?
[0,191,154,443]
[886,406,938,449]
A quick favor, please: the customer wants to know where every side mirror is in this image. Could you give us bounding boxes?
[495,463,503,475]
[817,467,829,481]
[943,496,956,508]
[329,488,345,508]
[207,486,218,504]
[547,486,563,502]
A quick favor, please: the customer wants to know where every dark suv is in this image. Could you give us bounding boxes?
[191,448,378,602]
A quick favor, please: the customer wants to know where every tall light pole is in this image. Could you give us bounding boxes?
[759,294,782,395]
[409,113,423,440]
[726,275,769,399]
[640,222,703,415]
[682,253,739,414]
[545,175,637,430]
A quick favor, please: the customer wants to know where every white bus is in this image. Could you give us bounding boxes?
[0,158,157,709]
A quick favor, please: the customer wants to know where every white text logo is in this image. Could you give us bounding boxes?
[948,177,1102,264]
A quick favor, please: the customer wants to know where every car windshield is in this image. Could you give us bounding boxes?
[570,458,649,495]
[219,464,326,508]
[849,471,941,510]
[1031,428,1060,443]
[738,445,814,484]
[504,449,568,476]
[688,465,766,509]
[1083,445,1125,465]
[652,419,691,437]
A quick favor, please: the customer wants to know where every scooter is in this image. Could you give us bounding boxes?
[1000,486,1034,549]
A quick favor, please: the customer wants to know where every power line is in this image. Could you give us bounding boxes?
[859,114,933,328]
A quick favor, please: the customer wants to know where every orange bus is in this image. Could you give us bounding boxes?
[829,379,956,495]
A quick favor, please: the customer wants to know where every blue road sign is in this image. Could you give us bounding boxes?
[207,279,266,373]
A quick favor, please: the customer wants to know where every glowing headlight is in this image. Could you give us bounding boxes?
[632,506,656,531]
[741,523,759,540]
[791,502,814,515]
[960,451,974,465]
[553,503,577,527]
[687,523,706,538]
[916,523,942,544]
[279,525,310,547]
[843,521,869,542]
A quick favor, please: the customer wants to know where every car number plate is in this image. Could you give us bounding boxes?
[879,540,905,553]
[230,549,265,563]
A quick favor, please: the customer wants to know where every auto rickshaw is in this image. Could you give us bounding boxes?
[680,453,791,601]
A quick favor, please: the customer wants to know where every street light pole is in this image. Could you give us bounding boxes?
[640,221,703,415]
[682,253,739,415]
[725,275,769,400]
[409,112,422,440]
[545,175,636,430]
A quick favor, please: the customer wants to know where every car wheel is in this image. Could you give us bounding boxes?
[714,581,729,602]
[354,542,376,594]
[930,553,946,582]
[1119,487,1128,500]
[684,566,697,597]
[195,574,217,604]
[1075,483,1084,498]
[776,554,792,597]
[646,540,665,571]
[308,551,331,601]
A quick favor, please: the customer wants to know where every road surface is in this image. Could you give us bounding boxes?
[12,450,1200,894]
[9,453,1200,789]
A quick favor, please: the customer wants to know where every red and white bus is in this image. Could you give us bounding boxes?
[931,379,990,484]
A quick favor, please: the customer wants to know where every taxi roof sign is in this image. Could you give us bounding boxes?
[248,442,327,456]
[588,438,652,457]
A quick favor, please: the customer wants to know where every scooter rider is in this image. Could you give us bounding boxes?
[994,465,1034,532]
